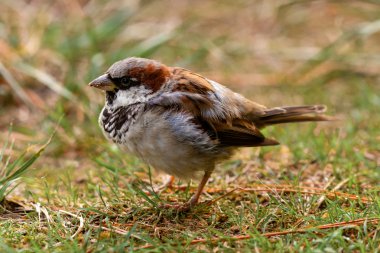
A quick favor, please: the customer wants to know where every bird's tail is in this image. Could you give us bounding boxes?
[256,105,333,128]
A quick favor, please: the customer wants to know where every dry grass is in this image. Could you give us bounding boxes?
[0,0,379,252]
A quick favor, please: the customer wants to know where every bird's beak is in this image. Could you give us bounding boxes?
[88,74,116,91]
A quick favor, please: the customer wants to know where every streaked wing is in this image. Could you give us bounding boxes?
[149,68,279,147]
[213,119,279,147]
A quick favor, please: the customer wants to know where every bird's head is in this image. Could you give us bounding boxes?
[89,57,171,107]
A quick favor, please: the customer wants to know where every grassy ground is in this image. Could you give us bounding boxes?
[0,0,380,252]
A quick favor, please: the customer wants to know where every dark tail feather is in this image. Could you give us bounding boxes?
[256,105,333,128]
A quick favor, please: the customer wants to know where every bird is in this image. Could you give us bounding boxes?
[89,57,332,211]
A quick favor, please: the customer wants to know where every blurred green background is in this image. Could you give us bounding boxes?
[1,0,379,153]
[1,0,380,203]
[0,0,380,251]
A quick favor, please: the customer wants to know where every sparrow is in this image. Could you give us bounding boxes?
[89,57,332,210]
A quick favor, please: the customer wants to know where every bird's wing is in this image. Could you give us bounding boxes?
[148,67,279,147]
[213,119,279,147]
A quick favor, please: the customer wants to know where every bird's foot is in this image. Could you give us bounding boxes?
[142,176,175,196]
[156,175,175,193]
[159,195,200,212]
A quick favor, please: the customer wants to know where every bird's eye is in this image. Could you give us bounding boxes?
[121,77,130,85]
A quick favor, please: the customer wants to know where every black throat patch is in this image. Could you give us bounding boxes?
[106,91,117,105]
[101,104,142,143]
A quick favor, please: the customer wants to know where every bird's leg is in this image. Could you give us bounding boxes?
[159,170,212,211]
[144,175,174,196]
[188,170,212,207]
[156,175,175,192]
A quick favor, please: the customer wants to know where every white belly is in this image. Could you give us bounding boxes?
[100,107,232,179]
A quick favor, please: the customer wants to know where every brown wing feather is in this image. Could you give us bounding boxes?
[214,119,279,147]
[170,67,215,94]
[150,68,279,147]
[148,68,217,117]
[255,105,333,128]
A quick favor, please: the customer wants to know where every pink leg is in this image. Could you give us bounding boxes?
[157,175,175,191]
[188,170,212,207]
[159,170,212,211]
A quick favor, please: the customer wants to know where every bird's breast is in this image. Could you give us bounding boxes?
[99,104,143,145]
[99,106,234,179]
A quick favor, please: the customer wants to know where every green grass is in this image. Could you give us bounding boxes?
[0,0,380,252]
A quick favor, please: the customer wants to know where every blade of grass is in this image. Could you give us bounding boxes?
[125,31,175,58]
[0,126,56,202]
[16,62,75,100]
[94,158,119,174]
[0,180,15,202]
[131,185,157,208]
[147,166,161,202]
[0,60,34,107]
[293,18,380,83]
